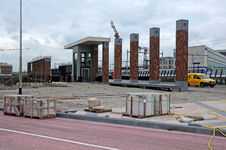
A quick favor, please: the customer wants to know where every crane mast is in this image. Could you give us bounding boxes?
[110,20,120,38]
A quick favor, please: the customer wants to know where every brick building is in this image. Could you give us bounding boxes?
[27,56,51,83]
[0,63,13,75]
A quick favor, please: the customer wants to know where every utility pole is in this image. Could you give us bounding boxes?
[126,49,129,71]
[160,51,163,70]
[19,0,22,94]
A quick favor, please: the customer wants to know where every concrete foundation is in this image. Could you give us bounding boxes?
[149,80,160,84]
[175,81,188,92]
[114,79,122,82]
[129,79,138,83]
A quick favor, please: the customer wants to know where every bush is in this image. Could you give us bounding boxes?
[4,74,27,86]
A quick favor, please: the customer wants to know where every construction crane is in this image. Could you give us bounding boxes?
[0,48,29,51]
[139,46,149,61]
[110,20,120,38]
[0,48,29,59]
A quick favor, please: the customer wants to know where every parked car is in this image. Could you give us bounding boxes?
[188,73,216,87]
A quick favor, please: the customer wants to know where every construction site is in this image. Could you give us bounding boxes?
[1,19,226,150]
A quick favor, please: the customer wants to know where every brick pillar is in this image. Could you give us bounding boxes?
[175,19,188,92]
[114,38,122,82]
[27,63,31,82]
[61,76,64,82]
[92,45,98,82]
[44,60,51,83]
[70,77,72,82]
[149,28,160,84]
[102,42,109,82]
[129,33,139,83]
[65,76,68,82]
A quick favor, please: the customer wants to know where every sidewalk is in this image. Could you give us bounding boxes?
[73,101,226,128]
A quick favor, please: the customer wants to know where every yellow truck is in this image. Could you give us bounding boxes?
[188,73,216,87]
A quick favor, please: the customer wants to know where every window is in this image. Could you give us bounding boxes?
[194,75,200,79]
[74,52,77,81]
[163,61,167,64]
[208,52,226,64]
[208,60,226,68]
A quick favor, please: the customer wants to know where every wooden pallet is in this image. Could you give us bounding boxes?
[122,113,170,119]
[24,114,56,119]
[84,108,112,113]
[4,112,22,117]
[122,113,154,119]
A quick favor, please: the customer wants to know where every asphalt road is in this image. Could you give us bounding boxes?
[0,111,226,150]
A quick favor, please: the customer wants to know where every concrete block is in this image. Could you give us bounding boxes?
[93,106,106,109]
[180,116,193,123]
[87,98,101,109]
[149,80,160,84]
[176,19,189,31]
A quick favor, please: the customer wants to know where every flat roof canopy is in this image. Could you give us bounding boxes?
[28,56,52,63]
[64,36,111,49]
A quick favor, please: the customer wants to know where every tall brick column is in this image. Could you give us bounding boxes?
[149,28,160,84]
[114,38,122,82]
[65,76,68,82]
[92,45,98,82]
[129,33,139,83]
[44,60,51,83]
[175,19,188,92]
[102,42,109,82]
[27,63,31,82]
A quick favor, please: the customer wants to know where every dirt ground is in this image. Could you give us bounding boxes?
[0,82,226,112]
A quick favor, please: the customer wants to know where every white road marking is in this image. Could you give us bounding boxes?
[0,128,120,150]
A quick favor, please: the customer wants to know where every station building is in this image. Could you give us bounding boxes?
[173,45,226,69]
[64,36,111,82]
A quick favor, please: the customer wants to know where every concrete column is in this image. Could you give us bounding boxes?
[114,38,122,82]
[175,19,189,92]
[92,45,98,82]
[61,76,64,82]
[102,42,109,82]
[149,28,160,84]
[129,33,139,83]
[27,63,31,82]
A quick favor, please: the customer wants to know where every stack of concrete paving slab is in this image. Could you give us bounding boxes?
[125,92,170,118]
[3,95,33,116]
[24,98,56,119]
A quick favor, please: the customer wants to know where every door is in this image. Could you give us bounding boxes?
[82,68,90,82]
[193,75,201,85]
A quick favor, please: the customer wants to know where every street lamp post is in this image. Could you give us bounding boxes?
[19,0,22,94]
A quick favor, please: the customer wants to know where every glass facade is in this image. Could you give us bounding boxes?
[81,52,91,67]
[208,52,226,64]
[208,52,226,68]
[208,60,226,68]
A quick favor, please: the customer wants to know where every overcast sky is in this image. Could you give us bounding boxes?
[0,0,226,71]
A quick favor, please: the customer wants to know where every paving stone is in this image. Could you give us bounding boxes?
[161,115,175,121]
